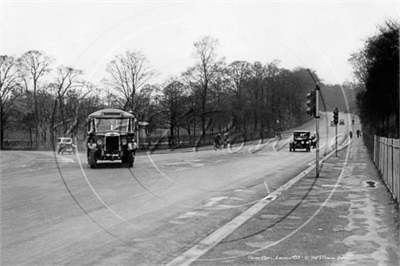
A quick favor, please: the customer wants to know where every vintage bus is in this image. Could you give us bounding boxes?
[86,108,137,168]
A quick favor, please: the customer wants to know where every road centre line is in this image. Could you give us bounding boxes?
[166,146,341,266]
[233,189,254,193]
[204,197,228,207]
[321,184,342,187]
[36,157,75,163]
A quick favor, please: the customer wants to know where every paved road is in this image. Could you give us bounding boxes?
[1,112,378,266]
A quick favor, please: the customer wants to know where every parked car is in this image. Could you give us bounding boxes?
[56,137,76,154]
[339,119,345,125]
[289,130,311,152]
[86,108,137,168]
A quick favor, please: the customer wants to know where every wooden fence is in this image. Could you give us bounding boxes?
[373,136,400,203]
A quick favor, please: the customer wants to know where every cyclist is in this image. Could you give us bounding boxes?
[213,133,222,150]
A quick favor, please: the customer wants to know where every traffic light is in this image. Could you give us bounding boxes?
[333,108,339,125]
[306,90,316,117]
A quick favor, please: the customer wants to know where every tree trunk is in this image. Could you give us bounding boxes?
[169,125,174,146]
[0,102,3,150]
[29,127,33,148]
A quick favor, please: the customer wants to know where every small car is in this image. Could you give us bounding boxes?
[289,130,311,152]
[56,137,76,154]
[339,119,345,125]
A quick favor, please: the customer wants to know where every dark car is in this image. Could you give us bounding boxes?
[56,137,76,154]
[289,130,311,152]
[86,108,137,168]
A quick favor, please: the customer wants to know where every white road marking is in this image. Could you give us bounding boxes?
[36,157,75,163]
[229,197,245,201]
[214,205,236,209]
[264,181,270,194]
[233,189,254,193]
[169,221,186,225]
[204,197,228,207]
[177,212,208,219]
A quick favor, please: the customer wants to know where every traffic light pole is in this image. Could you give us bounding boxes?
[333,107,338,157]
[335,123,338,157]
[306,69,320,178]
[315,85,320,178]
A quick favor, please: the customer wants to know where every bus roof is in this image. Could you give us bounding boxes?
[293,130,310,133]
[88,108,135,119]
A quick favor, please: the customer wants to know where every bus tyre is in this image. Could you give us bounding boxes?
[89,150,97,169]
[128,151,134,168]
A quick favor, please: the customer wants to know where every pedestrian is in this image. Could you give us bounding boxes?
[349,131,353,138]
[356,129,361,138]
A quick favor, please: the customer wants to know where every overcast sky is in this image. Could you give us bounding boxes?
[1,0,398,86]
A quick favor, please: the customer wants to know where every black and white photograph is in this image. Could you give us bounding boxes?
[1,0,399,265]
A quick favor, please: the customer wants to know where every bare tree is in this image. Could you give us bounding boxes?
[49,66,84,143]
[249,61,268,131]
[103,50,158,113]
[103,88,125,109]
[154,77,190,145]
[226,60,252,131]
[183,36,225,135]
[0,55,23,149]
[226,61,252,95]
[19,50,53,147]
